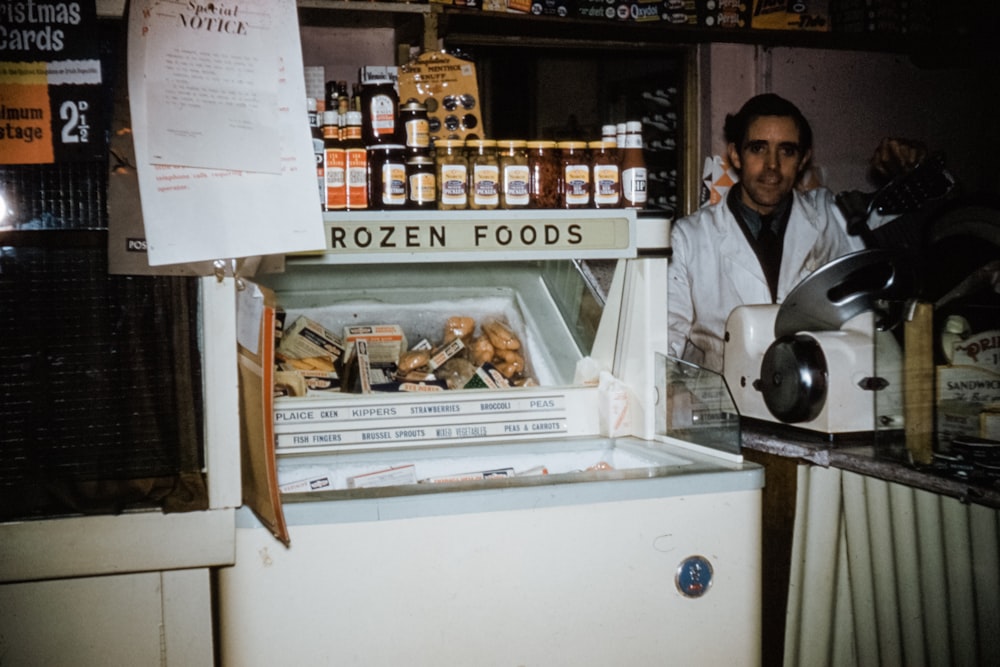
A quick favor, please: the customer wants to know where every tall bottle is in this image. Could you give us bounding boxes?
[620,120,647,209]
[323,110,346,211]
[336,81,350,126]
[343,111,368,210]
[359,66,400,147]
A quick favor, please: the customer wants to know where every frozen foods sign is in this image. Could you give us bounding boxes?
[321,211,635,259]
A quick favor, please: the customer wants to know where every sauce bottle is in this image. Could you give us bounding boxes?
[343,111,368,210]
[621,121,647,209]
[323,110,346,211]
[359,66,399,146]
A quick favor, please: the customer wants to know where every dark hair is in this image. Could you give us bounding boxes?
[723,93,813,154]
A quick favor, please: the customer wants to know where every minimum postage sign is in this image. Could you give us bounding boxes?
[0,1,104,164]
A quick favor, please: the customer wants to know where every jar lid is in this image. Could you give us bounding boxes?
[407,155,434,164]
[626,120,643,132]
[368,144,406,152]
[496,140,527,149]
[436,139,465,148]
[556,141,587,150]
[466,139,497,148]
[525,140,557,149]
[400,99,427,112]
[587,140,615,149]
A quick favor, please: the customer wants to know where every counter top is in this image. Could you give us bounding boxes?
[582,257,1000,509]
[741,421,1000,509]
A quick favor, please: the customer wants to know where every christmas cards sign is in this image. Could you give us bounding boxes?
[0,1,104,164]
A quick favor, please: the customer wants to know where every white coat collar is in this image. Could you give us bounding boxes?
[711,189,824,302]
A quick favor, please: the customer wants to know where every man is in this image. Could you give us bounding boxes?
[667,93,922,373]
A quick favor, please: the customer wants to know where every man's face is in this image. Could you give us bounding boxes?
[727,115,811,215]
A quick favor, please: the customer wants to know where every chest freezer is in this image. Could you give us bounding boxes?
[219,221,763,666]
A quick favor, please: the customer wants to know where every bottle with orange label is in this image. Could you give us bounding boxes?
[343,111,368,210]
[323,110,346,211]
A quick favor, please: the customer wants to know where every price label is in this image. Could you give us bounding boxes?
[1,2,104,164]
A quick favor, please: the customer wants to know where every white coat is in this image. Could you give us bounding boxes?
[667,187,865,372]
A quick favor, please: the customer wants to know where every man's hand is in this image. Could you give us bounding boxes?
[870,137,928,182]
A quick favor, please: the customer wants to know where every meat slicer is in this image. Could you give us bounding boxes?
[723,249,914,436]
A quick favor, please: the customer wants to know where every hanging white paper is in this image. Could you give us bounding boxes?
[140,2,279,173]
[128,0,325,267]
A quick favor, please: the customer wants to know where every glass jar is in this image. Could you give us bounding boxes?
[399,99,430,157]
[526,140,559,209]
[406,155,437,209]
[558,141,590,209]
[497,140,529,209]
[359,76,399,147]
[467,139,499,210]
[367,144,407,210]
[435,139,468,210]
[589,140,620,209]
